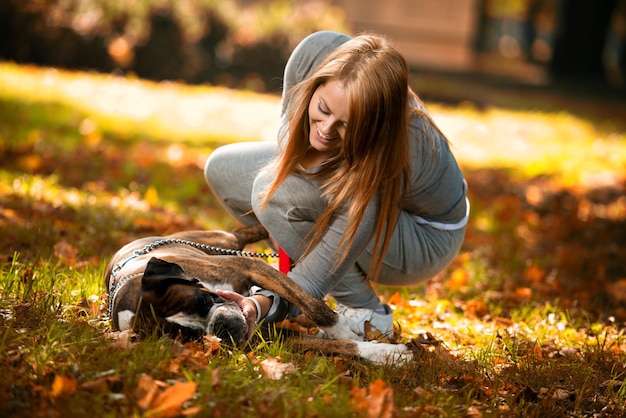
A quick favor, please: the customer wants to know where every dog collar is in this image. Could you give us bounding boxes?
[107,272,142,319]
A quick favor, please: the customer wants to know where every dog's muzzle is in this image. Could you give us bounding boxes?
[207,303,248,346]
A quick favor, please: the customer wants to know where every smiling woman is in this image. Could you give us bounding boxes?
[204,31,468,339]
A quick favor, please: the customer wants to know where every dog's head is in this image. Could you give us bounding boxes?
[132,257,248,346]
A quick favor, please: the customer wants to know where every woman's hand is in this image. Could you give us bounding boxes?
[216,290,259,340]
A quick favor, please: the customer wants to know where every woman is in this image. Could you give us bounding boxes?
[204,31,469,339]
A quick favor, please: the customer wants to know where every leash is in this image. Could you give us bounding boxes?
[107,238,279,319]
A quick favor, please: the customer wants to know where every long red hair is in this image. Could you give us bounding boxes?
[260,34,411,279]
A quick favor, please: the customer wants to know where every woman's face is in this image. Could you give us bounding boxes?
[307,79,349,158]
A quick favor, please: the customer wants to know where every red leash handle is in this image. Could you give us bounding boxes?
[278,247,291,273]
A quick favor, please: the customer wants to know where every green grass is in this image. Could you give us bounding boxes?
[1,62,626,417]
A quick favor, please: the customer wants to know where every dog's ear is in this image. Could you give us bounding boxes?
[142,257,200,293]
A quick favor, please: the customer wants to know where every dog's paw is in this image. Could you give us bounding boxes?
[355,341,413,365]
[320,314,364,341]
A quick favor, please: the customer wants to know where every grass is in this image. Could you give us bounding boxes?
[1,62,626,417]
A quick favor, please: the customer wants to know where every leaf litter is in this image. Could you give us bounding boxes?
[1,64,625,417]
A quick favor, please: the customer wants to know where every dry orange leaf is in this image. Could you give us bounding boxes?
[202,335,223,353]
[145,186,159,207]
[350,378,394,418]
[364,321,385,341]
[386,291,407,308]
[149,381,198,417]
[515,287,533,302]
[136,375,161,412]
[525,263,545,283]
[50,375,77,398]
[17,153,43,172]
[350,386,368,411]
[0,207,19,223]
[333,356,350,374]
[465,299,490,318]
[445,267,469,292]
[136,375,198,418]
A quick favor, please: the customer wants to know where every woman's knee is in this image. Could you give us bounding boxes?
[251,174,327,249]
[205,142,276,190]
[252,174,325,217]
[204,146,228,187]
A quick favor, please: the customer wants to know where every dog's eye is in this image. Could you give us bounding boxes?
[213,294,226,304]
[188,292,215,316]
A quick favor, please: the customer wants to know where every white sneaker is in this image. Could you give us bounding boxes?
[335,303,394,338]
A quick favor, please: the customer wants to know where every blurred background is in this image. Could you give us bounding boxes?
[1,0,624,105]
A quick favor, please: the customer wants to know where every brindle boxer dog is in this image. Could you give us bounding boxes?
[105,225,413,364]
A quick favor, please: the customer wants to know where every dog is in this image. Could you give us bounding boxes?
[105,225,413,364]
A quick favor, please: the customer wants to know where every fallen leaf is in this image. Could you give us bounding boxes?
[54,239,79,265]
[433,344,458,367]
[525,263,545,283]
[163,340,216,373]
[247,352,259,364]
[445,267,469,292]
[364,321,386,341]
[105,329,137,350]
[333,357,350,374]
[413,386,431,399]
[467,405,483,417]
[17,153,43,172]
[350,378,394,418]
[0,207,19,223]
[50,375,77,398]
[145,186,159,207]
[350,386,368,413]
[465,300,490,318]
[148,380,198,417]
[514,287,532,303]
[135,375,198,418]
[386,291,409,309]
[303,350,316,362]
[552,388,571,400]
[260,357,297,380]
[181,406,202,416]
[136,375,161,412]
